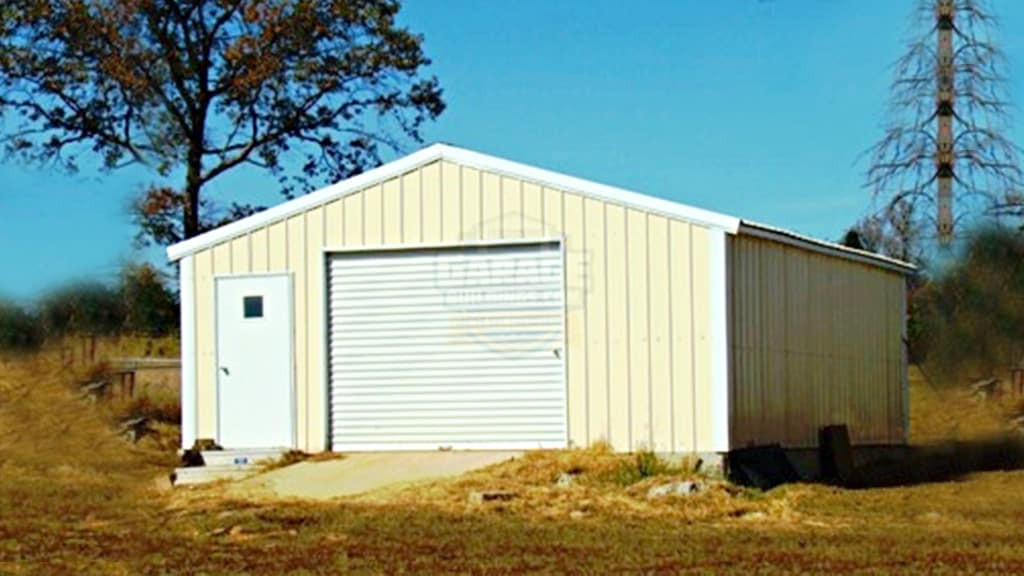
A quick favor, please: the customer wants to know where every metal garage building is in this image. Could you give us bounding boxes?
[168,144,913,457]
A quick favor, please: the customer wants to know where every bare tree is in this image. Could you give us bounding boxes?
[866,0,1022,246]
[843,199,925,266]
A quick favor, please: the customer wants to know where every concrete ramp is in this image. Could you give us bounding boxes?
[230,451,521,500]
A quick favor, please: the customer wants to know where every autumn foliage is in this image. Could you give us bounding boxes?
[0,0,444,245]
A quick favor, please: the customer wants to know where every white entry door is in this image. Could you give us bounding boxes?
[216,274,294,449]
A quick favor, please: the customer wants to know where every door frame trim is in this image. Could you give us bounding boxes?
[321,237,569,452]
[213,272,296,449]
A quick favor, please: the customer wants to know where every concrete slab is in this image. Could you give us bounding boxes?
[229,451,521,500]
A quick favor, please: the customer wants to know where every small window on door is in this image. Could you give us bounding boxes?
[243,295,264,318]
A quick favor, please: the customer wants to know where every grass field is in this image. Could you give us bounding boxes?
[3,352,1024,574]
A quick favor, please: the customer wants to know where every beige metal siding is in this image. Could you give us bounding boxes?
[190,160,719,453]
[729,235,906,448]
[668,220,696,451]
[584,198,609,447]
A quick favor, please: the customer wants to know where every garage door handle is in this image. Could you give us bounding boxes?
[220,366,230,376]
[553,348,562,359]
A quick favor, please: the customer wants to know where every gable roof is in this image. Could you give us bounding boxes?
[166,143,914,273]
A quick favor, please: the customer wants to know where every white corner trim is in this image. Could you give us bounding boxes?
[179,255,197,450]
[709,229,730,453]
[166,143,741,261]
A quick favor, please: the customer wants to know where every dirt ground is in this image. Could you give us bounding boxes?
[4,351,1024,574]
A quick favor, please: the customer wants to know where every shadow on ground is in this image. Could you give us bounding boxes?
[847,436,1024,488]
[728,436,1024,491]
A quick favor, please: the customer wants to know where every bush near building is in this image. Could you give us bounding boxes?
[0,263,179,352]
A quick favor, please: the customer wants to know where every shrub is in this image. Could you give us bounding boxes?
[120,264,177,337]
[37,282,125,337]
[911,227,1024,383]
[33,263,178,340]
[612,450,671,486]
[0,301,43,352]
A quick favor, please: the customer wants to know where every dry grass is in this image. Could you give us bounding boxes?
[368,445,771,523]
[6,350,1024,573]
[53,334,180,361]
[259,449,346,472]
[909,366,1019,443]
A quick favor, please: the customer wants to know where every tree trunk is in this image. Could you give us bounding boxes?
[184,151,202,240]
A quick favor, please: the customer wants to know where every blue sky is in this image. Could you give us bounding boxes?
[1,1,1023,300]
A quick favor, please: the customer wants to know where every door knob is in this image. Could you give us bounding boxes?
[220,366,230,376]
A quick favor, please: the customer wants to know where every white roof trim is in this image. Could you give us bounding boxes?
[168,144,444,261]
[166,143,740,261]
[738,221,917,274]
[165,143,915,274]
[438,145,741,233]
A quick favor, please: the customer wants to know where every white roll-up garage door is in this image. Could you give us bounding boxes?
[328,242,567,451]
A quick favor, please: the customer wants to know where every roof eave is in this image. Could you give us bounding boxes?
[738,221,917,274]
[165,143,449,262]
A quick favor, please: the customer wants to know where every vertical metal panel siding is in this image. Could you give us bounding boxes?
[729,235,905,448]
[191,160,719,453]
[328,244,566,450]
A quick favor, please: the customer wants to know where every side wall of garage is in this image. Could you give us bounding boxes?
[729,235,907,449]
[185,160,721,453]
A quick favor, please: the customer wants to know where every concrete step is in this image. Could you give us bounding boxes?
[200,448,287,467]
[172,464,257,486]
[172,448,288,486]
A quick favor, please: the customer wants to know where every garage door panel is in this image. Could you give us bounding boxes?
[330,332,560,345]
[334,371,561,382]
[329,295,562,311]
[328,242,567,450]
[328,322,560,338]
[332,249,562,268]
[337,415,567,427]
[332,265,562,283]
[332,406,567,418]
[329,312,562,328]
[331,385,566,400]
[332,276,562,292]
[331,399,565,410]
[331,348,558,364]
[332,345,558,360]
[334,372,565,385]
[333,426,567,437]
[330,365,559,378]
[330,304,562,319]
[332,332,560,347]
